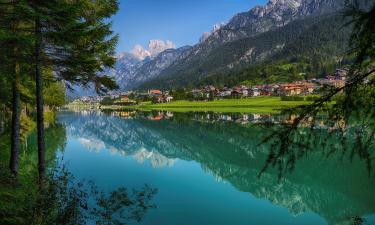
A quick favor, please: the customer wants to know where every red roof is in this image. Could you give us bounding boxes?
[150,90,162,95]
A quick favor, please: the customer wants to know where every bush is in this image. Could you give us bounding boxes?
[100,97,114,105]
[281,96,305,101]
[305,96,320,101]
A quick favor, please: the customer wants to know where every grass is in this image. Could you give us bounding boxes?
[101,97,313,113]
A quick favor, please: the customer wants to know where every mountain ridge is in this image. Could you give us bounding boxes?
[138,13,352,89]
[109,0,369,91]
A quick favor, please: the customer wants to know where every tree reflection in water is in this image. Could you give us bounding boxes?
[38,165,157,225]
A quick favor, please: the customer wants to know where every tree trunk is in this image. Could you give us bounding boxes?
[35,18,45,183]
[8,0,21,178]
[9,62,20,178]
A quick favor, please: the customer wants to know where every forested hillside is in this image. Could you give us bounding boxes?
[139,13,352,89]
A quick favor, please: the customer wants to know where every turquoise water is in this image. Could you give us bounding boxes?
[56,110,375,225]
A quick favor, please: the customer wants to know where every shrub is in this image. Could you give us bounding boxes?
[281,96,305,101]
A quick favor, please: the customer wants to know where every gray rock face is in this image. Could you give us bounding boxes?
[104,52,143,90]
[129,46,192,86]
[183,0,344,59]
[109,46,192,90]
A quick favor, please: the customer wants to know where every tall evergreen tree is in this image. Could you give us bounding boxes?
[0,0,33,177]
[28,0,119,181]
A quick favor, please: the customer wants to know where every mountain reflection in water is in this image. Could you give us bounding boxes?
[57,110,375,225]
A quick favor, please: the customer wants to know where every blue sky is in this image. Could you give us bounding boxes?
[112,0,267,53]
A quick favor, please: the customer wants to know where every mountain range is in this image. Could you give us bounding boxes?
[107,0,371,91]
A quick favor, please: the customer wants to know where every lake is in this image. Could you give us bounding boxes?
[51,110,375,225]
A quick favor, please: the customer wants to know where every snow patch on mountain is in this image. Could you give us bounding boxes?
[131,40,176,60]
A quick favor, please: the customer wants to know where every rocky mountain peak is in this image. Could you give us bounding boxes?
[251,0,302,20]
[132,45,151,60]
[131,40,176,60]
[103,40,189,90]
[199,22,226,43]
[148,40,175,57]
[190,0,344,56]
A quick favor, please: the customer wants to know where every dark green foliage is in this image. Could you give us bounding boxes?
[171,88,192,100]
[28,0,120,94]
[151,97,159,104]
[305,96,321,101]
[101,96,115,106]
[0,74,12,107]
[280,96,305,101]
[43,81,66,108]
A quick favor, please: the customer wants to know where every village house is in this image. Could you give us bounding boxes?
[317,69,348,88]
[262,84,276,94]
[202,85,217,98]
[242,89,249,96]
[152,95,164,103]
[165,95,174,102]
[279,83,304,96]
[203,85,216,92]
[114,94,137,105]
[148,89,163,97]
[335,68,349,81]
[152,94,174,104]
[218,90,232,97]
[260,88,272,96]
[249,88,261,97]
[231,89,242,98]
[216,86,232,97]
[233,85,249,96]
[120,95,130,102]
[302,82,317,94]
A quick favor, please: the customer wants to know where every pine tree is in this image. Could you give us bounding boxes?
[0,0,34,177]
[28,0,119,181]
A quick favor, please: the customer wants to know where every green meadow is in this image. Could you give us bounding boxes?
[104,97,312,113]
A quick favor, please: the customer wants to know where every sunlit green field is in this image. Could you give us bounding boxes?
[109,97,312,113]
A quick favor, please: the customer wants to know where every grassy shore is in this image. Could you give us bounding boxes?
[100,97,312,113]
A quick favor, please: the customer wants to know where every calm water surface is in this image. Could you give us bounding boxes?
[55,110,375,225]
